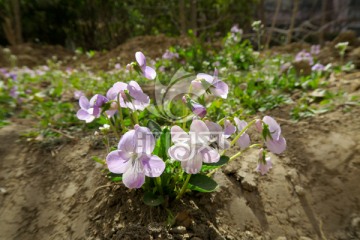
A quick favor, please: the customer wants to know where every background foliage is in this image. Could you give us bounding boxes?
[0,0,258,50]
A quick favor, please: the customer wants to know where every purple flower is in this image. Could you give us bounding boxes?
[114,63,121,69]
[135,51,157,80]
[192,68,228,99]
[234,118,251,150]
[192,102,207,118]
[310,45,320,55]
[76,94,108,123]
[168,120,220,174]
[106,81,150,112]
[255,119,263,132]
[205,119,236,150]
[230,24,242,34]
[182,95,207,118]
[256,148,272,175]
[280,62,291,73]
[262,116,286,154]
[9,73,17,81]
[295,50,314,65]
[311,63,325,72]
[10,86,19,99]
[158,66,165,73]
[162,50,179,60]
[106,125,165,189]
[74,90,85,100]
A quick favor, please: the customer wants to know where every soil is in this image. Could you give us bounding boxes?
[1,97,360,240]
[1,33,360,239]
[0,35,190,70]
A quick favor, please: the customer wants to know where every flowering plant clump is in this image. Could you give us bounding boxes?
[76,51,287,205]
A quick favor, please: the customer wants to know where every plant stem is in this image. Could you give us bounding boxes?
[230,119,256,146]
[229,151,242,162]
[217,117,225,125]
[176,174,191,200]
[104,114,120,139]
[182,107,188,129]
[132,110,139,125]
[156,177,163,195]
[117,94,126,133]
[208,143,262,177]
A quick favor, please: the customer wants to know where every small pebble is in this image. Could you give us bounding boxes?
[295,185,305,196]
[170,226,187,234]
[0,187,7,195]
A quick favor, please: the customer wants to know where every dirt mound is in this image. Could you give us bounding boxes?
[2,106,359,239]
[0,122,104,239]
[83,35,190,70]
[0,43,75,68]
[0,35,190,70]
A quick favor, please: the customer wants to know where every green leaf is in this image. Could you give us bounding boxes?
[91,156,105,165]
[147,119,162,138]
[143,192,164,207]
[188,174,218,192]
[108,173,122,182]
[153,127,171,160]
[201,155,229,171]
[159,128,171,159]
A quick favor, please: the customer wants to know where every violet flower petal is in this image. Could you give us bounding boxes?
[143,66,156,80]
[181,152,203,174]
[200,147,220,163]
[118,129,136,153]
[76,109,95,123]
[170,126,190,144]
[256,157,272,175]
[79,96,90,110]
[106,150,131,174]
[190,120,210,144]
[168,143,192,161]
[224,120,236,137]
[197,73,214,84]
[128,81,150,105]
[134,125,155,155]
[237,134,251,149]
[211,80,228,99]
[135,51,146,69]
[141,155,165,177]
[266,136,286,154]
[122,160,145,189]
[262,116,281,140]
[205,121,222,133]
[192,102,207,118]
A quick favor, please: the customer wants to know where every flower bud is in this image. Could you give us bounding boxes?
[255,119,263,132]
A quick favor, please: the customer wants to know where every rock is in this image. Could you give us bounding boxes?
[175,211,192,228]
[0,187,7,195]
[236,170,257,192]
[276,237,287,240]
[299,237,313,240]
[170,226,187,234]
[295,185,305,196]
[351,216,360,228]
[148,223,162,233]
[208,223,225,239]
[286,169,299,184]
